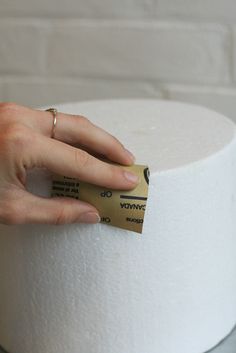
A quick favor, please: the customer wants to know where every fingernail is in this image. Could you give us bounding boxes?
[123,171,139,184]
[125,148,136,162]
[77,212,101,223]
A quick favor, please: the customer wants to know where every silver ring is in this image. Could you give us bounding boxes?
[45,108,57,139]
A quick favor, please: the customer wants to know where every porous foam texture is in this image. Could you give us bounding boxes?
[0,99,236,353]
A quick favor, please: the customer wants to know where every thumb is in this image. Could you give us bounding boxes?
[2,188,100,225]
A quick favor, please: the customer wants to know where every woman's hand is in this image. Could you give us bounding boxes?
[0,102,139,225]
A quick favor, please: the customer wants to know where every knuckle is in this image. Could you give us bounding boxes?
[110,165,121,181]
[76,115,90,126]
[74,149,90,168]
[53,207,68,225]
[4,123,33,151]
[0,102,19,116]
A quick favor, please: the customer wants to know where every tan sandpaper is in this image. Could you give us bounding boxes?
[51,164,150,234]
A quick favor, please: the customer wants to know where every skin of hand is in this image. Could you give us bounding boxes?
[0,102,140,225]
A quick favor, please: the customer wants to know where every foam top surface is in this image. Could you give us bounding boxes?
[53,99,236,172]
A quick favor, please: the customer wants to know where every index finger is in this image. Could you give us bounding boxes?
[4,103,136,167]
[28,133,140,190]
[32,108,136,166]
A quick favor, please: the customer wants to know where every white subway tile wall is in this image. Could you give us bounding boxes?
[233,26,236,83]
[45,22,230,83]
[2,78,162,108]
[0,0,235,122]
[0,21,45,75]
[0,0,154,18]
[164,85,236,121]
[0,82,4,99]
[157,0,236,23]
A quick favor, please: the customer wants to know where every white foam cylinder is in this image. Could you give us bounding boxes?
[0,99,236,353]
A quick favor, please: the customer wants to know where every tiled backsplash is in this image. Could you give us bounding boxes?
[0,0,235,122]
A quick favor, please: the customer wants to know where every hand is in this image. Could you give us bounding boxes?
[0,102,139,225]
